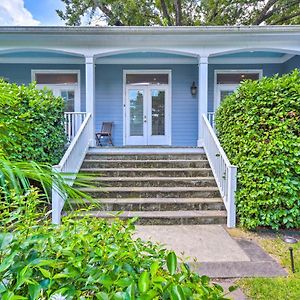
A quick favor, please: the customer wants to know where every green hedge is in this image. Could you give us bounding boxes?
[0,79,66,165]
[215,70,300,229]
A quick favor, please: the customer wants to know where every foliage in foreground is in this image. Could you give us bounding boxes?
[239,234,300,300]
[0,192,230,300]
[0,79,66,165]
[215,70,300,229]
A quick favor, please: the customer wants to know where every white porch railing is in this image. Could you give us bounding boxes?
[202,114,237,227]
[64,112,88,142]
[52,113,92,224]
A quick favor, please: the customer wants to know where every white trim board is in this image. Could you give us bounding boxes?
[31,69,81,112]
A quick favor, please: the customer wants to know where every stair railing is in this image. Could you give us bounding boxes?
[52,113,92,224]
[202,114,237,227]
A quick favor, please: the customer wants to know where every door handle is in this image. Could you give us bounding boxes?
[144,115,147,123]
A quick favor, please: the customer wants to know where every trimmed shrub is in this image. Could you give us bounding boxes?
[0,79,66,165]
[215,70,300,229]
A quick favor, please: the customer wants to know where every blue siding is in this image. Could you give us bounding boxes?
[95,64,198,146]
[282,55,300,73]
[1,59,296,147]
[208,64,282,112]
[0,64,86,111]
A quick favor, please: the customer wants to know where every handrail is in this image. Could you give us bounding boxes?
[202,114,237,227]
[52,113,92,224]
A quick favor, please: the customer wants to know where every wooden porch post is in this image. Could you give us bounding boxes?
[85,55,96,146]
[197,56,209,147]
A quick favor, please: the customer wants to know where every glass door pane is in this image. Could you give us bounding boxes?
[151,89,165,136]
[129,89,144,136]
[220,90,234,102]
[60,90,75,112]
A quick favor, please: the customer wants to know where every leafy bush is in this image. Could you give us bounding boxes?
[0,191,230,299]
[0,79,66,164]
[215,70,300,229]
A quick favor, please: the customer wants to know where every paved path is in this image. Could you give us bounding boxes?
[134,225,287,278]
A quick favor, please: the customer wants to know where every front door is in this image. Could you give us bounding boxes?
[125,85,170,145]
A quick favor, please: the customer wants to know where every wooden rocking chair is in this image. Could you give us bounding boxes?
[95,122,113,146]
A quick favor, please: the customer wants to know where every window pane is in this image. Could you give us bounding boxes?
[61,90,75,112]
[151,90,165,136]
[129,90,144,136]
[126,74,168,85]
[217,73,259,84]
[220,90,234,102]
[35,73,78,84]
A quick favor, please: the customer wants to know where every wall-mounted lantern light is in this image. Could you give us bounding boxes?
[191,81,197,96]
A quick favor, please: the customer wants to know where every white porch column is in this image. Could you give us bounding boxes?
[85,55,96,146]
[197,56,209,147]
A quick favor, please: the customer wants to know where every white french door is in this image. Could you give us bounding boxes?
[125,84,171,145]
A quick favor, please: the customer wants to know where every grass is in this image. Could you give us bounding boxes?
[228,228,300,300]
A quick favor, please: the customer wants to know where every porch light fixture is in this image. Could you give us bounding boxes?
[283,236,298,273]
[191,81,197,96]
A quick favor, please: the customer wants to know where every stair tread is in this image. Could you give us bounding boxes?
[83,159,208,163]
[78,186,219,192]
[71,197,223,204]
[80,167,212,171]
[88,176,216,181]
[81,210,227,218]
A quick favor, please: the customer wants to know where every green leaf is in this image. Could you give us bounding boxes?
[167,252,177,275]
[0,233,13,250]
[29,284,41,300]
[170,285,186,300]
[96,292,109,300]
[138,271,150,294]
[38,268,51,279]
[150,261,159,278]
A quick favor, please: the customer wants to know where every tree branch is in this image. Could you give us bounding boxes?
[271,11,300,24]
[160,0,173,25]
[92,0,124,25]
[174,0,183,25]
[253,0,279,25]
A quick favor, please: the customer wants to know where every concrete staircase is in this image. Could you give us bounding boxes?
[73,150,227,225]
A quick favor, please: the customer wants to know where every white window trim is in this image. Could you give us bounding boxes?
[213,69,263,111]
[123,69,172,146]
[31,69,81,112]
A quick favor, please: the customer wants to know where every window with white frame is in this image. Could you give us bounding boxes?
[32,70,80,112]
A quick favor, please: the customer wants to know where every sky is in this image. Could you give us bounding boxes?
[0,0,65,26]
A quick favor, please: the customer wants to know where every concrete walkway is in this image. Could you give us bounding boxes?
[134,225,287,278]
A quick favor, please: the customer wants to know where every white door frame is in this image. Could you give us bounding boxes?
[31,69,81,112]
[123,69,172,146]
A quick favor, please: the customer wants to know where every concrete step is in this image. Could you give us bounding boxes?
[85,153,207,161]
[77,186,220,198]
[77,210,227,225]
[70,198,225,211]
[86,177,217,187]
[80,168,213,177]
[82,159,210,169]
